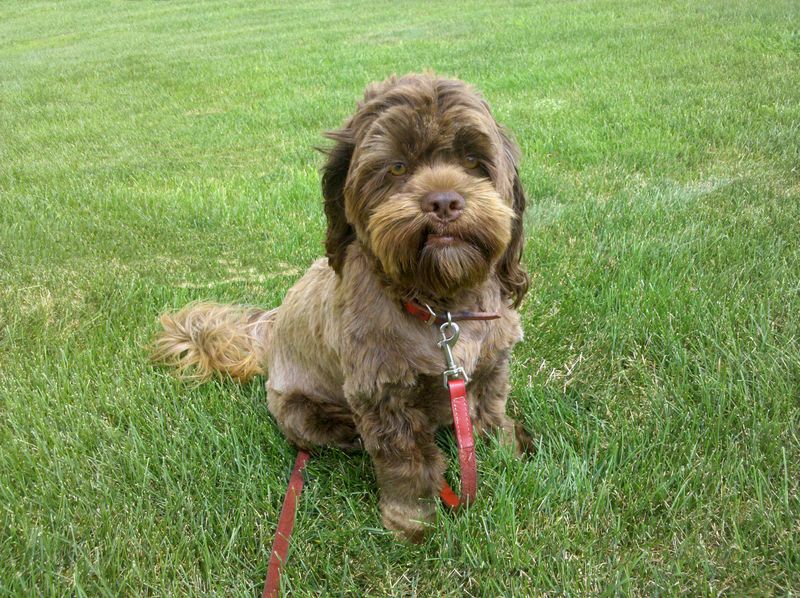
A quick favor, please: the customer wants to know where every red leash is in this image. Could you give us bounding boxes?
[261,301,495,594]
[261,450,310,598]
[438,377,477,508]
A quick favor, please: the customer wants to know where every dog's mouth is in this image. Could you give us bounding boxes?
[420,223,469,250]
[424,233,462,248]
[369,207,507,297]
[409,223,492,298]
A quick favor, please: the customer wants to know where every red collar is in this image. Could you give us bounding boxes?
[403,300,501,326]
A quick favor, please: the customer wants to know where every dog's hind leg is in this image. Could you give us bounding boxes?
[267,389,361,452]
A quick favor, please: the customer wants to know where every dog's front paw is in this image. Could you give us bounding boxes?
[380,498,435,543]
[475,417,536,456]
[514,422,536,455]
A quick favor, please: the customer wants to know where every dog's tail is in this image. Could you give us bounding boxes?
[150,302,277,383]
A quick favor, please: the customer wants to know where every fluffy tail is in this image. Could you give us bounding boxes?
[151,302,277,383]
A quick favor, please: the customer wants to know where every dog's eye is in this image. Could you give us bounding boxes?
[464,155,479,169]
[388,162,407,176]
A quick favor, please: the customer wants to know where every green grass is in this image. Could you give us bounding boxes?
[1,0,799,595]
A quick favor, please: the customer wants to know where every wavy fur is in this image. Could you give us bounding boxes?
[151,302,276,383]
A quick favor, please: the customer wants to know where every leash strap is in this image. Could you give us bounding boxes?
[402,300,483,509]
[439,378,477,509]
[262,450,310,598]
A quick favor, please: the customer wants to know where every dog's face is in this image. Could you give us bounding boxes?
[322,74,529,306]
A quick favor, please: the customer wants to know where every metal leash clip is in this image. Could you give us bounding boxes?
[437,311,469,388]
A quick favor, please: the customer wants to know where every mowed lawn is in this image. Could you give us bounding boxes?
[1,0,799,595]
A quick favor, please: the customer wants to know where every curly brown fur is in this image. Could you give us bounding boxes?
[153,73,531,541]
[151,302,276,383]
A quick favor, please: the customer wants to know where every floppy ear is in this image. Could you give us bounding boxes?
[497,129,530,308]
[319,78,399,276]
[320,128,356,275]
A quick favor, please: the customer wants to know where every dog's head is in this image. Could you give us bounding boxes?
[321,74,528,306]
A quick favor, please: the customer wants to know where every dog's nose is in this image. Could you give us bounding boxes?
[422,191,465,222]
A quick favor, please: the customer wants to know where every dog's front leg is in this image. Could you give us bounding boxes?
[472,354,535,455]
[349,384,445,542]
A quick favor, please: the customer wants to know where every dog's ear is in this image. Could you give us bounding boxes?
[319,77,402,276]
[497,129,529,308]
[320,128,356,276]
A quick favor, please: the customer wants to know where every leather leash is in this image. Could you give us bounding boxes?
[438,377,476,508]
[262,450,310,598]
[261,301,498,595]
[402,300,499,508]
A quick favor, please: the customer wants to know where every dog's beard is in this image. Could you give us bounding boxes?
[415,240,491,297]
[367,181,514,298]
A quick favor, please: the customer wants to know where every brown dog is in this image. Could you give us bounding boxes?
[152,73,532,541]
